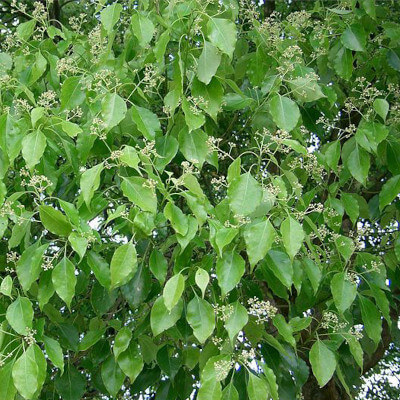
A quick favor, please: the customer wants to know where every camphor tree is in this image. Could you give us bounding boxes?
[0,0,400,399]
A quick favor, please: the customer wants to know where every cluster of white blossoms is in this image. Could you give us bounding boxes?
[247,297,278,324]
[6,251,20,264]
[14,98,32,114]
[224,214,251,229]
[0,201,16,218]
[88,25,107,62]
[238,347,257,367]
[24,328,37,346]
[142,178,157,191]
[56,57,79,76]
[214,304,234,322]
[321,311,347,331]
[214,359,235,380]
[21,170,53,193]
[37,90,58,109]
[187,96,208,116]
[90,117,107,140]
[142,64,164,93]
[345,271,359,286]
[137,139,157,158]
[211,175,227,191]
[68,13,87,33]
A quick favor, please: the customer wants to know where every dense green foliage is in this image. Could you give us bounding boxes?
[0,0,400,399]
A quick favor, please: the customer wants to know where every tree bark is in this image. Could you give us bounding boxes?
[303,376,350,400]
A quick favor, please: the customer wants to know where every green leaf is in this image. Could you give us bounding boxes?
[355,120,388,153]
[347,335,363,370]
[379,175,400,210]
[322,140,341,172]
[343,143,370,185]
[101,356,125,398]
[332,45,353,80]
[195,268,210,298]
[164,201,188,235]
[163,273,185,311]
[68,232,88,260]
[359,295,382,345]
[149,249,168,284]
[373,98,389,121]
[78,327,106,351]
[280,216,304,261]
[12,345,39,400]
[269,94,300,132]
[52,257,77,308]
[117,342,144,383]
[113,327,132,359]
[120,146,140,170]
[0,361,17,400]
[331,272,357,314]
[303,258,322,294]
[341,193,359,224]
[178,128,209,166]
[216,250,245,296]
[131,105,161,140]
[263,250,293,288]
[131,13,154,47]
[335,235,355,262]
[341,24,366,51]
[6,296,33,335]
[39,205,72,236]
[16,19,36,41]
[387,49,400,71]
[0,275,12,297]
[197,41,221,84]
[288,77,325,103]
[182,98,206,132]
[154,30,170,63]
[360,0,376,18]
[87,251,111,289]
[187,296,215,343]
[222,382,239,400]
[22,130,46,169]
[192,77,223,121]
[207,18,237,58]
[100,3,122,34]
[43,335,64,374]
[309,340,337,387]
[102,93,127,130]
[247,373,269,400]
[224,301,248,344]
[55,365,86,400]
[227,172,263,217]
[121,176,157,214]
[61,121,82,137]
[80,163,104,207]
[110,242,138,289]
[16,243,47,292]
[60,77,85,110]
[150,296,183,336]
[273,314,295,347]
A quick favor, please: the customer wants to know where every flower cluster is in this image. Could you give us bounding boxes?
[247,297,277,324]
[37,90,58,109]
[24,328,37,346]
[320,311,347,331]
[238,348,256,367]
[214,304,234,322]
[214,359,234,380]
[90,117,107,140]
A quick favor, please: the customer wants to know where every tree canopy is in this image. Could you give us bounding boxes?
[0,0,400,399]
